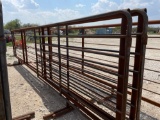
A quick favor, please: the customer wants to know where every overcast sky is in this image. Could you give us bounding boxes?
[2,0,160,25]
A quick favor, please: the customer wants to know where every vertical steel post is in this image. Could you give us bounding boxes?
[130,10,148,120]
[34,29,39,76]
[42,27,46,78]
[39,28,43,77]
[116,16,132,120]
[57,26,62,94]
[47,27,52,79]
[24,31,28,64]
[66,25,69,92]
[21,31,25,63]
[0,1,12,119]
[81,28,84,74]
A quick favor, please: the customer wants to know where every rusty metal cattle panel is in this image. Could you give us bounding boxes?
[11,9,148,120]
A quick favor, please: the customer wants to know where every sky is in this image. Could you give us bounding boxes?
[2,0,160,25]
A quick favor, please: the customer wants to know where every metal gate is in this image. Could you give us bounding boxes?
[11,9,148,120]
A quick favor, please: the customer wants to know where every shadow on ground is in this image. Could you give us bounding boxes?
[14,65,87,120]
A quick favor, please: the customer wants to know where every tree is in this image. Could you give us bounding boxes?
[22,23,39,28]
[4,19,21,30]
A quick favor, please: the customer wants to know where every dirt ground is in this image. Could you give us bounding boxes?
[6,35,160,120]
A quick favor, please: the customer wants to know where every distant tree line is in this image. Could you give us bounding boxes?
[4,19,39,30]
[4,19,160,34]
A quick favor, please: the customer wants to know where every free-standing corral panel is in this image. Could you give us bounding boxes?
[12,9,148,120]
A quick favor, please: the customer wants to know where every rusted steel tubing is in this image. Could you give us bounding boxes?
[143,78,160,84]
[146,47,160,50]
[39,30,44,76]
[148,20,160,24]
[43,56,122,95]
[57,26,62,94]
[53,83,103,119]
[23,31,28,64]
[37,56,135,101]
[42,43,121,55]
[142,88,160,96]
[65,55,138,74]
[63,56,122,77]
[65,47,123,58]
[21,31,25,62]
[41,27,47,78]
[68,72,117,98]
[145,57,160,62]
[41,43,124,58]
[67,81,110,106]
[69,41,119,46]
[141,97,160,108]
[64,45,120,53]
[72,51,159,74]
[60,70,116,98]
[60,34,127,38]
[65,82,118,109]
[44,52,121,77]
[143,68,160,73]
[64,85,116,120]
[66,25,70,92]
[116,12,132,119]
[46,57,119,85]
[50,66,119,97]
[12,9,132,31]
[129,9,148,120]
[34,34,128,38]
[129,73,160,87]
[12,9,135,119]
[52,59,123,95]
[69,84,118,113]
[12,112,35,120]
[47,27,53,79]
[41,42,114,52]
[127,91,160,108]
[53,52,119,69]
[58,75,118,119]
[11,19,160,33]
[40,73,115,120]
[43,106,73,120]
[147,36,160,38]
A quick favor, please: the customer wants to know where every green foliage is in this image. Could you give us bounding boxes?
[22,23,39,28]
[4,19,21,30]
[68,26,78,34]
[6,42,13,47]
